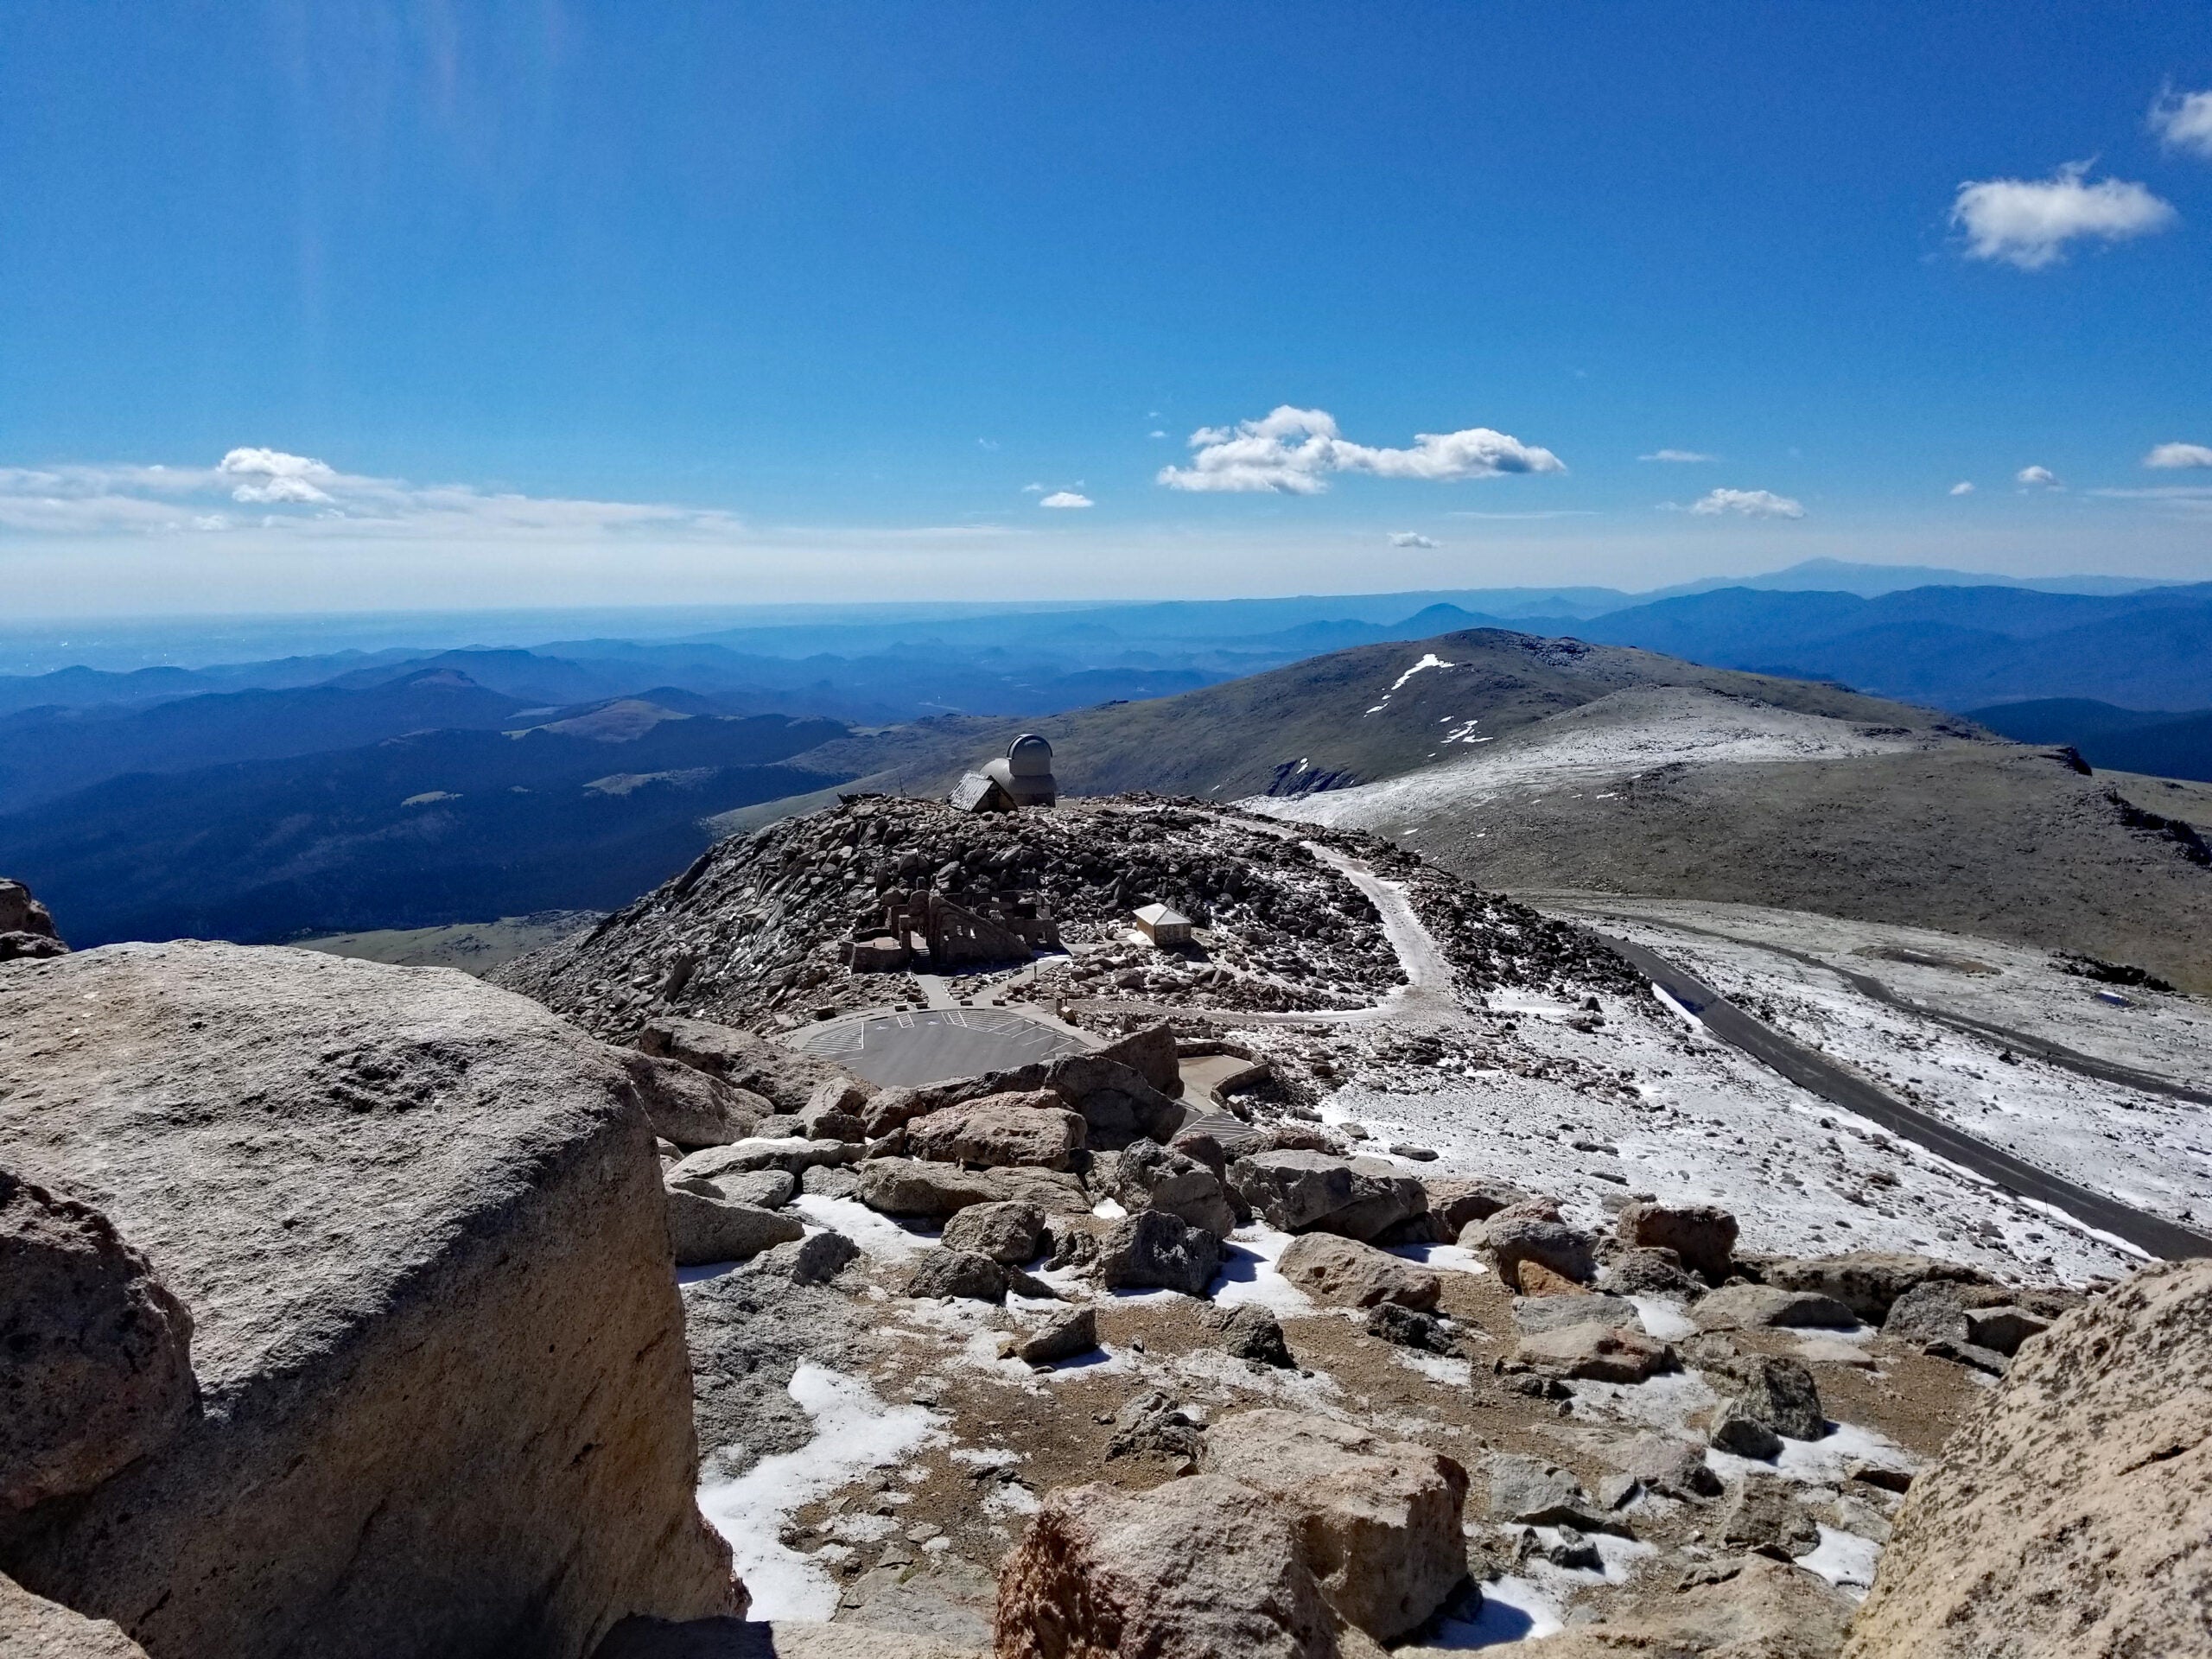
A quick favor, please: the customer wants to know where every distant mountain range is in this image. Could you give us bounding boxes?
[1968,699,2212,785]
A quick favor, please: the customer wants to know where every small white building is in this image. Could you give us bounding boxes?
[1132,902,1194,948]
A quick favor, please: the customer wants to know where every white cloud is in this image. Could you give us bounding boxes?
[1949,480,1975,496]
[0,448,744,541]
[1020,482,1045,493]
[1688,488,1805,519]
[1148,429,1168,439]
[1950,163,2177,269]
[2151,88,2212,159]
[2145,442,2212,469]
[2016,465,2062,489]
[1038,491,1093,510]
[1156,405,1563,493]
[1638,448,1717,463]
[1389,531,1438,548]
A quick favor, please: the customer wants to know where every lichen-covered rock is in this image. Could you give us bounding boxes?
[663,1190,804,1267]
[0,1570,149,1659]
[1204,1410,1469,1642]
[1844,1258,2212,1659]
[995,1474,1334,1659]
[1276,1231,1440,1310]
[941,1200,1048,1264]
[1230,1150,1427,1241]
[1692,1283,1855,1332]
[1110,1138,1236,1237]
[0,942,737,1659]
[1096,1209,1221,1297]
[0,1171,195,1513]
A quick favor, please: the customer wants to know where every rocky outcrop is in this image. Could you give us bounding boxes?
[0,942,735,1659]
[0,879,68,963]
[1844,1258,2212,1659]
[1203,1410,1469,1642]
[995,1475,1335,1658]
[0,1172,195,1513]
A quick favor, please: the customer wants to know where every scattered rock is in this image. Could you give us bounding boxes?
[1367,1302,1463,1355]
[800,1163,861,1200]
[671,1138,863,1182]
[1042,1053,1185,1149]
[633,1014,865,1113]
[797,1077,872,1141]
[906,1091,1088,1172]
[1609,1433,1723,1501]
[679,1167,794,1210]
[1110,1138,1236,1237]
[1015,1306,1098,1366]
[906,1249,1051,1303]
[1707,1356,1827,1457]
[1481,1453,1616,1532]
[664,1190,805,1267]
[995,1474,1334,1659]
[755,1229,860,1286]
[0,1170,196,1512]
[1228,1150,1427,1241]
[1691,1283,1856,1332]
[1092,1023,1181,1096]
[1219,1304,1297,1369]
[1205,1409,1471,1642]
[1603,1247,1707,1300]
[1513,1293,1643,1335]
[618,1050,768,1147]
[1516,1322,1672,1383]
[1096,1209,1222,1298]
[940,1200,1048,1264]
[1276,1231,1440,1310]
[1457,1555,1853,1659]
[1964,1303,2050,1357]
[1719,1474,1821,1560]
[1763,1249,1987,1325]
[1846,1258,2212,1659]
[1466,1212,1597,1291]
[1103,1392,1207,1465]
[1613,1200,1738,1283]
[854,1157,1086,1219]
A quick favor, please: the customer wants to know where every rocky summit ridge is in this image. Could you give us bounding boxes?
[3,772,2209,1659]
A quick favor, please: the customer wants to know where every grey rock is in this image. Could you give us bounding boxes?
[616,1050,766,1149]
[854,1157,1086,1220]
[664,1190,805,1267]
[1466,1213,1598,1291]
[800,1163,861,1200]
[1610,1433,1723,1501]
[1764,1249,1988,1324]
[1366,1302,1462,1356]
[0,1571,149,1658]
[1105,1390,1207,1464]
[1708,1355,1827,1457]
[1220,1304,1296,1369]
[1513,1292,1643,1335]
[683,1167,794,1210]
[671,1137,862,1184]
[0,930,69,963]
[634,1014,867,1113]
[1515,1321,1672,1383]
[1691,1283,1857,1332]
[1964,1305,2051,1357]
[0,941,737,1657]
[1604,1246,1707,1300]
[1015,1306,1098,1365]
[1719,1474,1821,1560]
[939,1199,1047,1265]
[1111,1138,1236,1237]
[796,1077,872,1141]
[1097,1209,1222,1297]
[1483,1453,1617,1532]
[1092,1022,1182,1096]
[1044,1053,1185,1149]
[1277,1231,1440,1310]
[905,1249,1015,1302]
[0,879,67,962]
[0,1170,195,1512]
[1228,1149,1427,1241]
[1614,1200,1738,1283]
[755,1229,860,1286]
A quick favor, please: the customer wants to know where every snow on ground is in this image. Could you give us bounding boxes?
[1254,686,1929,832]
[696,1363,948,1620]
[1286,982,2144,1285]
[1565,908,2212,1234]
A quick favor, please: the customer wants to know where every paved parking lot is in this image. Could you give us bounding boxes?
[794,1007,1090,1086]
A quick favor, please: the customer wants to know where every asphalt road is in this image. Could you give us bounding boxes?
[794,1007,1089,1087]
[1599,932,2212,1262]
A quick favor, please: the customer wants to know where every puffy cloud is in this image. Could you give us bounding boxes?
[2152,87,2212,159]
[1389,531,1438,548]
[1638,448,1716,463]
[1038,491,1093,509]
[1688,487,1804,519]
[1951,163,2177,269]
[1949,480,1975,496]
[1156,405,1563,493]
[2145,442,2212,469]
[219,446,336,505]
[2016,465,2061,488]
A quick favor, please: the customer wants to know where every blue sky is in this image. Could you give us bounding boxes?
[3,2,2209,613]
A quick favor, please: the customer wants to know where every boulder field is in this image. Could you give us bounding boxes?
[0,941,738,1658]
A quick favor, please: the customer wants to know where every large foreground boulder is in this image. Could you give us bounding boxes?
[1843,1258,2212,1659]
[995,1474,1334,1658]
[0,943,737,1659]
[1204,1409,1469,1642]
[0,1570,149,1659]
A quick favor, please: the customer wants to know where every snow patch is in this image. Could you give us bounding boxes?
[791,1193,932,1260]
[1798,1525,1883,1596]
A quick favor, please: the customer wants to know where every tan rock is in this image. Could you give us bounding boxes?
[616,1050,767,1148]
[0,942,738,1659]
[995,1474,1334,1658]
[1515,1323,1673,1383]
[1844,1257,2212,1659]
[1276,1231,1440,1310]
[1465,1212,1595,1290]
[1205,1409,1470,1641]
[0,1571,149,1659]
[1517,1260,1589,1297]
[906,1091,1088,1171]
[1614,1199,1738,1282]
